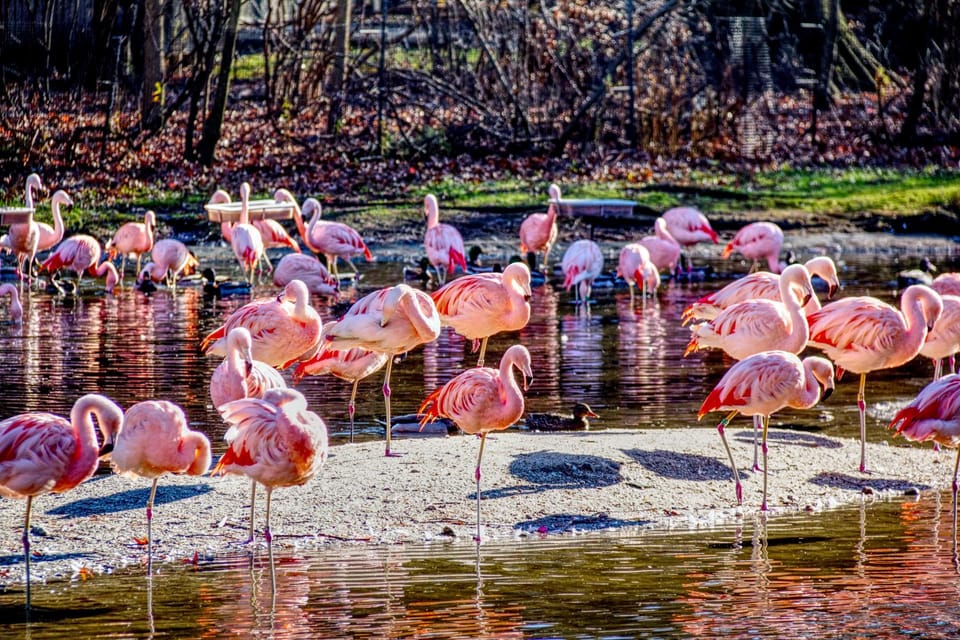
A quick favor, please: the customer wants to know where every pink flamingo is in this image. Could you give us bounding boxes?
[0,393,124,600]
[6,173,45,281]
[920,294,960,380]
[35,189,71,254]
[662,206,719,275]
[682,256,841,325]
[212,388,328,543]
[106,209,156,282]
[685,264,815,360]
[220,187,301,273]
[561,239,604,304]
[273,253,339,299]
[137,238,199,292]
[293,321,389,441]
[617,242,660,304]
[300,197,373,280]
[109,400,211,571]
[932,273,960,297]
[430,261,532,367]
[323,283,441,456]
[230,182,265,284]
[890,374,960,537]
[201,279,322,369]
[419,344,532,542]
[698,350,835,510]
[808,284,943,472]
[423,194,467,285]
[519,183,561,271]
[39,234,102,288]
[722,221,784,273]
[638,217,682,275]
[92,260,120,294]
[0,283,23,323]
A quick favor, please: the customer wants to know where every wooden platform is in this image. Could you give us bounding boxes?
[205,200,295,223]
[555,198,637,218]
[0,207,33,225]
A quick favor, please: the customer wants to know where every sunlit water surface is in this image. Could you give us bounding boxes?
[2,235,960,637]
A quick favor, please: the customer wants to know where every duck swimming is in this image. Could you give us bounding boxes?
[525,402,599,431]
[202,267,252,299]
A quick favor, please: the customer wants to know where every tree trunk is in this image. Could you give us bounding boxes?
[198,0,242,166]
[327,0,353,135]
[141,0,165,132]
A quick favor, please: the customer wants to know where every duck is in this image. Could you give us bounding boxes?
[403,256,435,288]
[897,257,936,289]
[466,245,493,274]
[389,412,459,436]
[201,267,252,299]
[525,402,599,432]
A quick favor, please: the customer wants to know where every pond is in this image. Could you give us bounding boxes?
[2,229,960,637]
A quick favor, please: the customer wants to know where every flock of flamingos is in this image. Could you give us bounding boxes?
[4,173,960,600]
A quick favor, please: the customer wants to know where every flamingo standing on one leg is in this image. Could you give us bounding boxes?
[108,400,211,573]
[617,243,660,304]
[419,344,532,542]
[106,210,156,283]
[920,294,960,380]
[201,279,322,369]
[682,256,841,325]
[299,198,372,281]
[212,388,328,543]
[519,183,561,272]
[662,206,719,276]
[430,262,532,367]
[722,221,785,274]
[293,321,388,441]
[39,234,103,290]
[561,239,604,304]
[273,253,339,299]
[6,173,44,282]
[638,217,682,277]
[322,284,441,456]
[890,374,960,542]
[0,283,23,323]
[230,182,265,284]
[35,189,71,255]
[807,284,943,473]
[423,194,467,286]
[137,238,199,293]
[0,393,124,604]
[698,350,835,510]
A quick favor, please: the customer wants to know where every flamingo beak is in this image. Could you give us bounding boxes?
[820,386,834,402]
[586,409,599,418]
[827,284,840,299]
[98,440,115,457]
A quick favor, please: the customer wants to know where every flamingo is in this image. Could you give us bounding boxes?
[39,234,102,289]
[106,209,156,282]
[273,253,339,299]
[932,273,960,297]
[219,187,301,273]
[0,393,124,601]
[662,206,719,275]
[6,173,45,281]
[423,194,467,285]
[35,189,71,254]
[519,183,561,272]
[807,284,943,473]
[684,263,815,360]
[92,259,120,294]
[293,321,389,441]
[418,344,532,542]
[890,374,960,540]
[617,242,660,304]
[430,261,532,367]
[108,400,211,572]
[322,283,441,456]
[638,217,682,276]
[231,182,265,284]
[201,279,322,369]
[0,283,23,323]
[299,197,373,280]
[920,294,960,380]
[698,351,835,510]
[561,239,604,304]
[722,221,784,274]
[682,256,841,325]
[137,238,199,292]
[212,388,328,543]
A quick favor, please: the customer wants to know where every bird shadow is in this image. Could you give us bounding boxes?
[0,551,92,567]
[47,484,214,518]
[623,448,746,482]
[731,429,842,449]
[809,472,931,493]
[514,512,653,535]
[479,451,623,500]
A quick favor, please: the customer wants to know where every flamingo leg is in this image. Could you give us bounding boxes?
[857,373,869,473]
[383,357,401,457]
[247,479,257,543]
[475,433,488,543]
[752,415,762,472]
[716,411,744,505]
[264,487,273,543]
[953,448,960,551]
[24,495,32,608]
[935,358,944,381]
[950,355,957,376]
[476,337,489,368]
[348,379,359,443]
[628,283,636,306]
[760,415,770,512]
[146,477,159,574]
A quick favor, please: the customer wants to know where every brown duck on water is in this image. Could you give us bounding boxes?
[525,402,599,431]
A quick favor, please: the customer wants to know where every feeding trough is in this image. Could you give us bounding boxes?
[0,207,34,225]
[204,200,295,223]
[554,197,637,219]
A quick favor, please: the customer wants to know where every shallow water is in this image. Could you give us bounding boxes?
[2,234,960,636]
